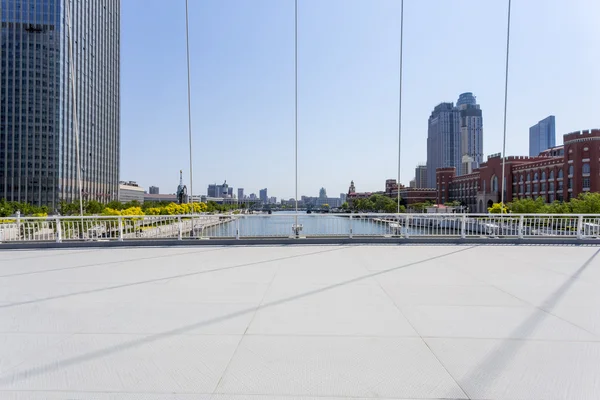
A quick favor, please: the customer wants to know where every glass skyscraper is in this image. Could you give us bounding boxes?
[426,93,484,187]
[529,116,556,157]
[457,92,483,175]
[0,0,120,209]
[426,102,460,188]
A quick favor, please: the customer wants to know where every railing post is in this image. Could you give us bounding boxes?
[178,216,183,240]
[236,217,240,240]
[118,216,124,242]
[16,210,21,240]
[577,215,584,239]
[404,214,410,239]
[349,214,353,238]
[55,216,62,243]
[518,215,524,239]
[461,214,466,239]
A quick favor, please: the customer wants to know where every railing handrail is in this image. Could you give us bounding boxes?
[2,212,598,245]
[2,212,600,221]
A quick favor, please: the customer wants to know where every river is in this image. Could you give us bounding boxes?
[204,211,420,237]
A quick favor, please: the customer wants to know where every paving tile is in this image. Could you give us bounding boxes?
[380,284,526,307]
[426,337,600,400]
[0,334,242,393]
[215,336,467,399]
[402,305,598,341]
[248,284,417,336]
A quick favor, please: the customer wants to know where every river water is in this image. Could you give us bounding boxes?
[205,211,417,237]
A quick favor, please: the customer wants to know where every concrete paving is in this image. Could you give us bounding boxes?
[0,244,599,399]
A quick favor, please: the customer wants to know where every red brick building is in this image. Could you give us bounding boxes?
[383,179,437,206]
[346,180,375,208]
[398,187,437,205]
[436,129,600,212]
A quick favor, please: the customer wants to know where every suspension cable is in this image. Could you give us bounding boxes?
[185,0,194,207]
[65,1,83,218]
[397,0,404,213]
[500,0,512,209]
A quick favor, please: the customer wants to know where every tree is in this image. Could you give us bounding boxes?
[569,192,600,214]
[488,202,508,214]
[341,202,349,210]
[0,199,14,217]
[123,200,141,209]
[544,201,571,214]
[60,201,81,216]
[85,200,104,215]
[507,197,546,214]
[106,200,124,211]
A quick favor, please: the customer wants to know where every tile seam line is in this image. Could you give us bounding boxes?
[1,332,598,343]
[370,246,478,400]
[0,388,476,399]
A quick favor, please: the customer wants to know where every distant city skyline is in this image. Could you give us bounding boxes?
[119,0,599,199]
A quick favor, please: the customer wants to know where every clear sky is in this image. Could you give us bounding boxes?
[120,0,600,200]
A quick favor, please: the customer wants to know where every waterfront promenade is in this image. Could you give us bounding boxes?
[1,244,599,399]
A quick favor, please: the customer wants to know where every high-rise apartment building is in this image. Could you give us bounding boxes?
[149,186,159,195]
[414,164,427,188]
[529,116,556,156]
[426,103,460,188]
[259,188,268,204]
[456,93,483,175]
[0,0,121,208]
[237,188,244,200]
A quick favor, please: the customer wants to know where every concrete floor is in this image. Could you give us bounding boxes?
[0,244,599,399]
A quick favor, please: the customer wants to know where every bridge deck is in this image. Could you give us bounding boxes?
[1,244,599,399]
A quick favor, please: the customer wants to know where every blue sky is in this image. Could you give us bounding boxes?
[120,0,600,200]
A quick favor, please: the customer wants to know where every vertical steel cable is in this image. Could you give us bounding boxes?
[185,0,194,206]
[294,0,299,233]
[65,0,84,218]
[397,0,404,213]
[500,0,512,208]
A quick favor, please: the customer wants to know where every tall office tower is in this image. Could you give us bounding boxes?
[426,103,460,188]
[259,188,268,204]
[1,0,120,208]
[414,164,427,188]
[456,92,483,175]
[529,116,556,156]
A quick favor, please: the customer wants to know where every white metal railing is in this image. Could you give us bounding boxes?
[0,213,599,243]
